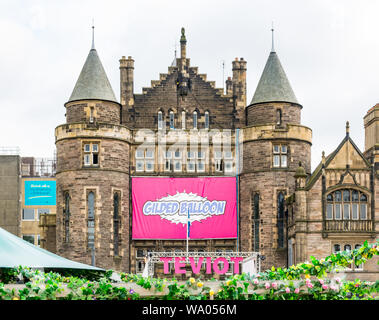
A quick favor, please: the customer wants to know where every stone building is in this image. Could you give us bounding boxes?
[54,28,378,278]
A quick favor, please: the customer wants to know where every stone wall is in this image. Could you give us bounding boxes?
[246,102,302,126]
[0,155,20,236]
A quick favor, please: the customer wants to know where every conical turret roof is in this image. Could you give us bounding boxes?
[67,48,118,104]
[250,50,298,106]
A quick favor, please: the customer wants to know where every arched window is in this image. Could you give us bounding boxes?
[205,111,209,129]
[169,111,175,129]
[87,192,95,250]
[193,111,198,129]
[64,192,70,243]
[277,192,285,248]
[326,189,368,220]
[252,193,260,251]
[158,111,163,130]
[182,111,186,129]
[113,192,120,256]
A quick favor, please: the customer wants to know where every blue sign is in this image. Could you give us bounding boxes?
[25,181,56,206]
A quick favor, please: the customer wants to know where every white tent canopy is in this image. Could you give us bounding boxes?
[0,227,103,271]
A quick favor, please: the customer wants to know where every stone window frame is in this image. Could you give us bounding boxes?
[157,110,164,130]
[181,111,186,129]
[82,141,100,167]
[63,192,70,243]
[204,110,210,129]
[134,146,155,173]
[272,143,289,169]
[251,192,260,252]
[193,110,198,129]
[113,191,122,257]
[277,191,286,249]
[333,242,364,271]
[326,189,369,221]
[86,190,96,252]
[169,110,175,130]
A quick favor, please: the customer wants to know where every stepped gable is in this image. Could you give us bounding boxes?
[130,63,235,130]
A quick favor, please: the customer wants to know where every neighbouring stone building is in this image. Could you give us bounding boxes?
[0,151,57,251]
[54,28,378,279]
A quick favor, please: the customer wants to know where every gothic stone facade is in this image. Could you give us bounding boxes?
[55,29,378,279]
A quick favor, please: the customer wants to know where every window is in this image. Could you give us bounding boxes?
[37,208,50,220]
[182,111,186,129]
[83,142,99,166]
[89,107,94,123]
[276,109,282,125]
[333,243,363,271]
[113,193,120,256]
[187,160,195,172]
[197,160,205,172]
[135,148,155,172]
[158,111,163,130]
[277,192,285,248]
[23,235,35,245]
[326,189,368,220]
[174,150,182,159]
[22,208,35,220]
[174,160,182,172]
[273,144,288,168]
[193,111,198,129]
[87,191,95,250]
[64,192,70,243]
[252,193,260,252]
[224,160,233,173]
[169,111,175,129]
[205,111,209,129]
[164,150,172,172]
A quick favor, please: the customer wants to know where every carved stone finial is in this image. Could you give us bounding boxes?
[346,121,350,135]
[180,27,186,42]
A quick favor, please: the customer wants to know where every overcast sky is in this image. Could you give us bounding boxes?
[1,0,378,171]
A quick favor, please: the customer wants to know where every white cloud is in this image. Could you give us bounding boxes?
[0,0,378,170]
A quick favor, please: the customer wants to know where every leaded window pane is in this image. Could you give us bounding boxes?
[343,190,350,202]
[343,204,350,219]
[327,193,333,201]
[335,191,342,202]
[344,244,351,251]
[352,204,358,220]
[273,155,280,167]
[326,204,333,219]
[333,244,340,252]
[281,155,287,167]
[335,204,341,219]
[352,190,359,202]
[360,204,367,219]
[360,194,367,202]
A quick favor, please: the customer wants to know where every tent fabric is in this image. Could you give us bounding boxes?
[0,227,103,271]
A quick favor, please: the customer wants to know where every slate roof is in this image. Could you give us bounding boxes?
[250,50,298,106]
[67,48,118,104]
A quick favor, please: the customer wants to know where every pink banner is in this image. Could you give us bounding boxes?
[132,177,237,239]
